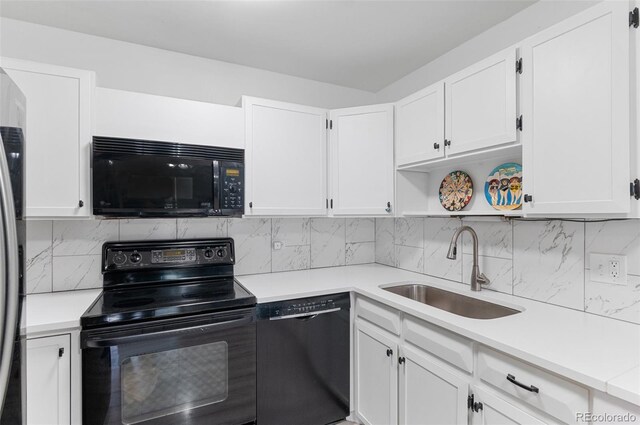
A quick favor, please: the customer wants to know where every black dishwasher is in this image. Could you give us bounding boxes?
[257,293,350,425]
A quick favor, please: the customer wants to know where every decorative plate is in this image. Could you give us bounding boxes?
[484,162,523,211]
[439,171,473,211]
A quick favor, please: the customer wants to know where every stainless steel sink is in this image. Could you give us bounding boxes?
[382,283,521,319]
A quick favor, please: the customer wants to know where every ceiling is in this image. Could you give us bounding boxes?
[0,0,536,92]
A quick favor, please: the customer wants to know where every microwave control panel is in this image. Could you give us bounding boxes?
[220,161,244,212]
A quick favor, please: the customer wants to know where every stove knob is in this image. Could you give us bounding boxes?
[203,248,214,259]
[216,248,227,258]
[113,252,127,266]
[130,253,142,264]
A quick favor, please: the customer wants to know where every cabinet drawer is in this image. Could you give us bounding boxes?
[356,297,401,335]
[403,315,473,373]
[477,346,588,424]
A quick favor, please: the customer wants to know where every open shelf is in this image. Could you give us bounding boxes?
[395,145,523,218]
[397,144,522,173]
[401,209,523,217]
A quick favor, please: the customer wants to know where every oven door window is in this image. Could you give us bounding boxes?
[93,154,214,212]
[121,341,228,424]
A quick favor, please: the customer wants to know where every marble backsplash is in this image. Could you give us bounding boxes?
[25,217,376,294]
[375,217,640,325]
[26,214,640,325]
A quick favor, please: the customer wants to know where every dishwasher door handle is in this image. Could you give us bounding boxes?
[269,307,342,321]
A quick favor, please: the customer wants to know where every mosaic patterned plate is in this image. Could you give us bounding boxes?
[439,171,473,211]
[484,162,523,211]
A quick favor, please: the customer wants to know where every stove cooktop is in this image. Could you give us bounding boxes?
[81,278,256,328]
[81,238,257,329]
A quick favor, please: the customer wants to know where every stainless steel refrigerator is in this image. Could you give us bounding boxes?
[0,67,26,425]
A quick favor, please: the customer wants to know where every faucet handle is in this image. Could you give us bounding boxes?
[477,273,491,286]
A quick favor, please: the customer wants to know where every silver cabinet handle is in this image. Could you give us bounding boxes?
[0,140,19,408]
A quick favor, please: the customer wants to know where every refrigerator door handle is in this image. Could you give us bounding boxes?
[0,140,19,413]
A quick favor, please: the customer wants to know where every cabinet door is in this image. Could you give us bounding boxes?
[470,387,547,425]
[399,345,469,425]
[395,83,445,166]
[96,88,244,149]
[244,96,327,216]
[444,48,517,155]
[521,1,630,214]
[329,104,394,216]
[355,321,398,425]
[1,58,93,218]
[27,334,71,425]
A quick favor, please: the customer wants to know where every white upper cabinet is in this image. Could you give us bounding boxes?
[95,88,244,149]
[521,1,630,215]
[329,104,394,216]
[1,58,94,218]
[444,47,518,156]
[395,82,445,166]
[243,96,327,216]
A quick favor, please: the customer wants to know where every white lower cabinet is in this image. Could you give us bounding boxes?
[355,309,471,425]
[469,387,547,425]
[27,334,71,425]
[399,345,469,425]
[355,320,398,425]
[353,295,632,425]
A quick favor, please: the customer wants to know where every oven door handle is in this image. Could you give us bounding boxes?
[83,315,253,348]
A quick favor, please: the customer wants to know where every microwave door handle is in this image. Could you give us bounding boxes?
[212,160,220,211]
[83,315,253,348]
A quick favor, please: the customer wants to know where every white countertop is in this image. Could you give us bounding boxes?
[607,367,640,407]
[26,289,101,336]
[25,264,640,407]
[237,264,640,407]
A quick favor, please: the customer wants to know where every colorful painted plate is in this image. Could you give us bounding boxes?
[439,171,473,211]
[485,162,523,211]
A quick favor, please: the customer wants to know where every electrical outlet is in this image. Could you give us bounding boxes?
[273,241,283,250]
[590,253,627,285]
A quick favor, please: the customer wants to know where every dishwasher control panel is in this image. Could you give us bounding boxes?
[257,292,350,319]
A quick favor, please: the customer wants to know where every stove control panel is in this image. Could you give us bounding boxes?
[103,239,235,271]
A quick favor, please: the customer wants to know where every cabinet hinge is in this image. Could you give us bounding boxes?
[58,347,64,358]
[631,178,640,200]
[467,394,483,412]
[516,57,523,74]
[516,115,523,131]
[630,8,639,28]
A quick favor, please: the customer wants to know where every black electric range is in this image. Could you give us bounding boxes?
[80,238,257,425]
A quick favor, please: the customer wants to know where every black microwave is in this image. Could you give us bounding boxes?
[92,137,244,217]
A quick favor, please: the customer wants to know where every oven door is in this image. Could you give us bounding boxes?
[81,308,256,425]
[92,151,215,217]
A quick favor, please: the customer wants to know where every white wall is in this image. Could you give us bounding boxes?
[0,17,377,109]
[376,0,599,102]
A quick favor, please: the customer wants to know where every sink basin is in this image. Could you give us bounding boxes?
[382,283,520,319]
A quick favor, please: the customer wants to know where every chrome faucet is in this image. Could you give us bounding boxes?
[446,226,490,291]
